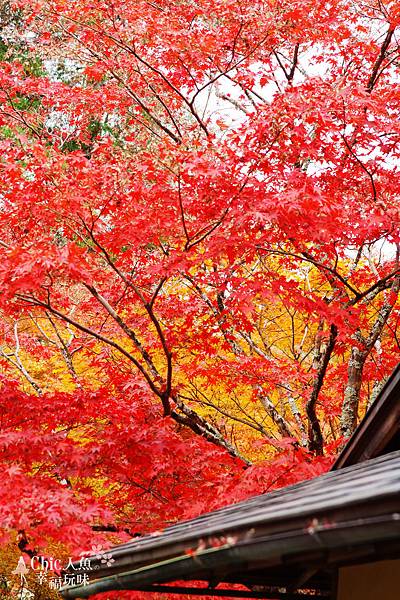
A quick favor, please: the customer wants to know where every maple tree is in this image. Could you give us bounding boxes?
[0,0,399,593]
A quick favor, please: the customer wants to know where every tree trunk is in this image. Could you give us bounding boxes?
[306,323,337,455]
[341,344,367,438]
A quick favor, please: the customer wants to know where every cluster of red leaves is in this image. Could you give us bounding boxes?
[0,374,334,553]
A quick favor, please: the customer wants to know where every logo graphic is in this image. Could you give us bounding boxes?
[12,557,29,586]
[10,549,112,592]
[82,544,115,568]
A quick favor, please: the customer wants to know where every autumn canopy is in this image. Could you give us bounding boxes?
[0,0,399,581]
